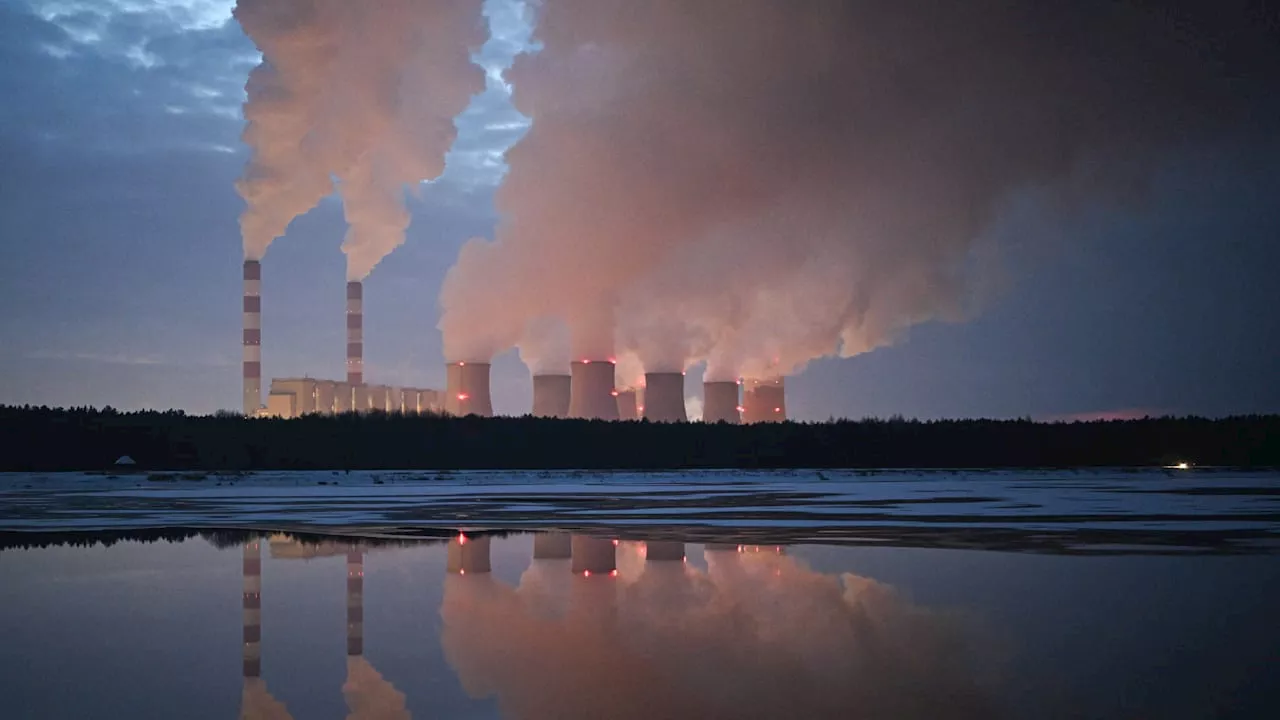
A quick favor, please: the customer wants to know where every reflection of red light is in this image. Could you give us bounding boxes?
[583,570,591,577]
[458,533,467,544]
[611,390,619,397]
[609,569,618,577]
[612,539,619,546]
[608,358,617,364]
[459,569,466,575]
[582,359,591,364]
[458,361,465,366]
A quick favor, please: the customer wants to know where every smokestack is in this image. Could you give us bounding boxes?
[445,362,493,417]
[568,360,619,420]
[243,260,261,416]
[615,388,638,420]
[347,551,363,657]
[642,372,687,422]
[531,374,571,418]
[242,540,261,679]
[742,377,786,423]
[702,381,741,424]
[347,281,363,387]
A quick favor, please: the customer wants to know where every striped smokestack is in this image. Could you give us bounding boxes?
[743,376,786,423]
[347,551,363,657]
[242,540,262,679]
[642,372,687,422]
[243,261,262,416]
[445,362,494,417]
[702,381,741,424]
[569,360,619,420]
[532,374,571,418]
[346,281,363,387]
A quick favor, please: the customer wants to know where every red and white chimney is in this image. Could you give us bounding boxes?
[346,281,363,387]
[347,551,363,657]
[243,261,262,416]
[642,372,687,422]
[569,360,619,420]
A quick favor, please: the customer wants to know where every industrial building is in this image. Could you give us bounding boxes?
[262,378,443,419]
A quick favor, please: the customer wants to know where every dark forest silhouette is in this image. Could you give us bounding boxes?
[2,405,1276,471]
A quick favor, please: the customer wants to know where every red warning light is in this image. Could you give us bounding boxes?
[582,359,591,364]
[610,390,619,397]
[457,393,469,401]
[459,569,466,575]
[736,405,745,412]
[583,570,591,577]
[458,361,465,366]
[774,407,781,413]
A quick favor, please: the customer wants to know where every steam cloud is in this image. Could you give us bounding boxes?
[441,545,997,719]
[235,0,486,280]
[440,0,1278,379]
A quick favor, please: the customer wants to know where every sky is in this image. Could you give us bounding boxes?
[0,0,1277,420]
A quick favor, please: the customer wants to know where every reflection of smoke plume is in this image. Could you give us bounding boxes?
[440,0,1279,378]
[241,679,295,720]
[235,0,485,280]
[441,545,997,719]
[343,656,410,720]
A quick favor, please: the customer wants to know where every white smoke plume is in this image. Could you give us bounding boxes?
[235,0,486,280]
[439,0,1278,379]
[440,546,998,719]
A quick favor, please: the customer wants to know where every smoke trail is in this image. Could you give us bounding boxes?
[439,0,1279,378]
[235,0,486,279]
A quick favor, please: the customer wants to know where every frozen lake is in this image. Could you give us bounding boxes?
[2,468,1278,554]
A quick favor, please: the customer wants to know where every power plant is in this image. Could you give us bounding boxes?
[742,376,787,422]
[568,360,619,420]
[703,381,742,424]
[531,374,571,418]
[642,372,687,422]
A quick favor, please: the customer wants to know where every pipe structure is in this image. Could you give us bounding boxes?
[642,372,687,422]
[568,360,619,420]
[742,376,786,423]
[445,362,494,417]
[346,281,363,387]
[243,260,262,415]
[531,374,571,418]
[702,381,742,424]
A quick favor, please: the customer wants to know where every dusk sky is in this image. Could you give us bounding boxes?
[0,0,1277,420]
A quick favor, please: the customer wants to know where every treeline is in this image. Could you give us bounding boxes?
[1,404,1276,471]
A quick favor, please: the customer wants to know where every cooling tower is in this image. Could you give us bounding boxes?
[615,388,638,420]
[533,532,572,560]
[703,381,742,424]
[644,541,686,562]
[444,362,494,417]
[570,535,617,575]
[568,360,619,420]
[642,372,687,422]
[346,281,363,387]
[447,534,492,574]
[743,376,787,423]
[531,374,571,418]
[242,260,261,416]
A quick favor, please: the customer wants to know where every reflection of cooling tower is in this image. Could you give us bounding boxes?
[743,377,786,423]
[531,374,571,418]
[570,535,617,575]
[347,552,363,657]
[642,372,687,422]
[704,543,739,552]
[644,541,686,562]
[346,281,363,387]
[616,389,638,420]
[533,532,572,560]
[243,541,262,678]
[703,381,741,424]
[569,361,619,420]
[243,260,262,416]
[447,535,492,574]
[444,362,493,417]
